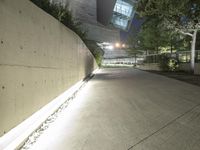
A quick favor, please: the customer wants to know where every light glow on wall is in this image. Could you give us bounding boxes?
[0,69,99,150]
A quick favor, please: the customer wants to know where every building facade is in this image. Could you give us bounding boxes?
[53,0,120,43]
[52,0,137,58]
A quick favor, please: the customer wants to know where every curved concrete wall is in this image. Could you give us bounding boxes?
[0,0,97,136]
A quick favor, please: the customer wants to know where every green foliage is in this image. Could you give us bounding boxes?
[138,18,171,52]
[30,0,87,40]
[129,0,200,55]
[133,0,200,72]
[168,58,179,71]
[158,54,178,71]
[144,54,179,71]
[128,17,188,54]
[136,0,200,32]
[84,40,104,66]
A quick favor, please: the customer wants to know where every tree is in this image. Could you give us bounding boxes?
[30,0,87,40]
[138,18,172,54]
[136,0,200,72]
[126,16,185,56]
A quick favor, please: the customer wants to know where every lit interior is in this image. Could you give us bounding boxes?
[114,0,133,17]
[111,0,135,30]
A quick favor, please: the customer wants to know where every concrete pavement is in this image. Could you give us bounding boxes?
[30,68,200,150]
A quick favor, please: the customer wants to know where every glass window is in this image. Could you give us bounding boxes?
[112,16,128,29]
[114,0,133,17]
[111,0,135,30]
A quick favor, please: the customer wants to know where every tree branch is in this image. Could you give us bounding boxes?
[179,31,193,37]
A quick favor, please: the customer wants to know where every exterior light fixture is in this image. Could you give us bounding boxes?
[115,42,121,48]
[122,44,126,48]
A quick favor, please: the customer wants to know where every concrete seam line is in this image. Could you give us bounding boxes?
[0,63,60,70]
[127,103,200,150]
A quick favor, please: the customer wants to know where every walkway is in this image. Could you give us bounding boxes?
[30,68,200,150]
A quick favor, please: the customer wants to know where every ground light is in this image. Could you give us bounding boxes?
[0,69,99,150]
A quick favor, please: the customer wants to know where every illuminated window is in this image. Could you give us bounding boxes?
[112,16,129,30]
[114,0,133,17]
[111,0,136,30]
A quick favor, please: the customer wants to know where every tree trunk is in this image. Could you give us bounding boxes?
[191,30,197,73]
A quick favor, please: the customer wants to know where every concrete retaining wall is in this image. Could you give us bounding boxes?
[137,63,161,71]
[195,63,200,75]
[0,0,97,136]
[179,63,200,74]
[139,63,200,74]
[179,63,191,72]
